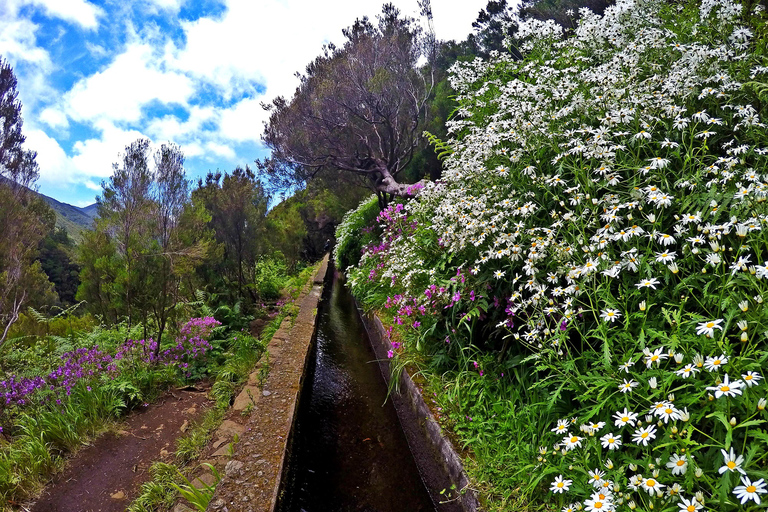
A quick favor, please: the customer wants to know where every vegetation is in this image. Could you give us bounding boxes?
[260,4,435,205]
[338,0,768,510]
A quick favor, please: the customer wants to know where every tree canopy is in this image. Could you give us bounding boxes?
[260,4,432,206]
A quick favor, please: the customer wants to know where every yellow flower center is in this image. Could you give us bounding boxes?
[641,432,649,439]
[557,482,564,488]
[707,322,715,328]
[647,479,656,487]
[714,359,720,365]
[687,506,696,512]
[651,355,658,361]
[570,436,578,443]
[721,385,730,392]
[746,375,753,381]
[594,502,603,510]
[622,416,629,422]
[677,460,686,466]
[665,408,674,414]
[747,485,757,493]
[727,461,736,469]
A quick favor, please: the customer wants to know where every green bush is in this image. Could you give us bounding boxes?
[253,255,288,300]
[333,195,380,271]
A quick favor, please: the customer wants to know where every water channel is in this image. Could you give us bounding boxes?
[277,267,435,512]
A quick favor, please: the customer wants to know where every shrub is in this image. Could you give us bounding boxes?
[333,194,381,271]
[341,0,768,509]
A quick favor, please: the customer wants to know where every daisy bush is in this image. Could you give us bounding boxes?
[337,0,768,509]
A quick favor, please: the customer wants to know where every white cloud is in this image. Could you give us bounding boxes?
[218,97,264,143]
[64,43,195,125]
[2,0,103,29]
[24,0,103,29]
[146,0,186,13]
[39,107,69,129]
[205,141,235,159]
[4,0,491,205]
[24,128,76,185]
[145,105,216,143]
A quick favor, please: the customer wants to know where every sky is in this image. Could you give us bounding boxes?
[0,0,490,207]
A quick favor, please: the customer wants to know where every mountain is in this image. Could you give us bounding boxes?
[41,193,97,241]
[0,176,97,241]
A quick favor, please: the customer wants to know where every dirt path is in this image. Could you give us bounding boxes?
[29,386,214,512]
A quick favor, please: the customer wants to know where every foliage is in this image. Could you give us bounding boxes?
[191,166,269,304]
[340,0,768,509]
[80,140,211,353]
[333,195,381,271]
[0,56,57,347]
[0,317,220,506]
[37,227,81,306]
[260,4,433,203]
[170,463,221,511]
[126,462,182,512]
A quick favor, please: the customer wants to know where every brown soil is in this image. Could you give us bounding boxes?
[28,385,214,512]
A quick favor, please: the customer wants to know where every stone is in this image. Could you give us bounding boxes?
[110,491,125,500]
[212,444,233,457]
[173,504,195,512]
[232,386,260,411]
[192,472,217,489]
[212,438,227,449]
[180,420,190,432]
[262,390,271,397]
[225,459,244,477]
[216,420,245,438]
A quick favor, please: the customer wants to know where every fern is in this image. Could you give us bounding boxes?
[745,80,768,102]
[423,130,453,160]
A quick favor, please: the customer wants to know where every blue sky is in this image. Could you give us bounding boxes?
[0,0,488,207]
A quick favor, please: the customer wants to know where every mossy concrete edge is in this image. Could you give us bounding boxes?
[357,304,481,512]
[207,255,330,512]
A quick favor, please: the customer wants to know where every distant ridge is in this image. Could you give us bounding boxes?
[41,193,98,241]
[0,176,97,241]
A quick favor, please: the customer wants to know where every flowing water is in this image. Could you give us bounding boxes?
[277,267,435,512]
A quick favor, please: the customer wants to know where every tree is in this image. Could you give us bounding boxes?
[191,167,269,302]
[79,140,209,349]
[260,4,433,207]
[96,138,154,330]
[468,1,520,58]
[0,56,54,346]
[519,0,615,29]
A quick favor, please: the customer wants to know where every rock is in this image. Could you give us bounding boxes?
[213,438,227,449]
[262,390,271,397]
[160,449,169,457]
[173,503,195,512]
[233,386,260,411]
[225,460,244,477]
[212,443,233,457]
[216,420,245,438]
[185,406,197,415]
[192,472,217,489]
[180,420,190,432]
[110,491,125,500]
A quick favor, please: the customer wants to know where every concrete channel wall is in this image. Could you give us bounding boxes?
[358,308,480,512]
[207,255,329,512]
[206,256,478,512]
